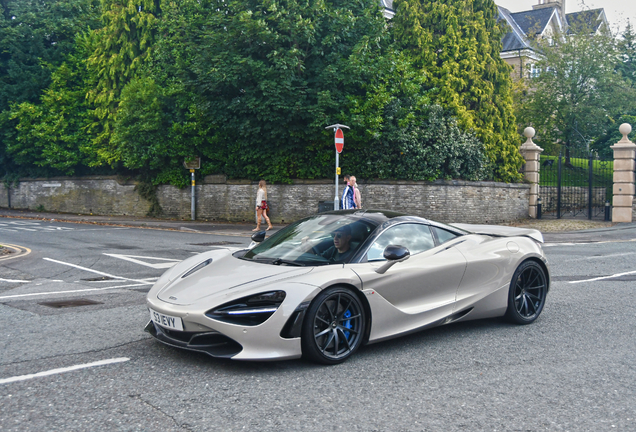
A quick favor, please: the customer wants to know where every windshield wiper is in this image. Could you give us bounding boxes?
[271,258,305,266]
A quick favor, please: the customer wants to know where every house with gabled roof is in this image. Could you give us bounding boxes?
[498,0,609,80]
[381,0,609,80]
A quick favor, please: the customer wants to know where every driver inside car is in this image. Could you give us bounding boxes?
[318,225,355,262]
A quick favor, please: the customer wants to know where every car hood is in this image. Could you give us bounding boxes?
[451,223,544,243]
[155,250,313,306]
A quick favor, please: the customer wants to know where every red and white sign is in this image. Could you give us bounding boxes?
[335,128,344,153]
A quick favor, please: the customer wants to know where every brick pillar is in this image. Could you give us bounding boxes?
[519,127,544,218]
[611,123,635,223]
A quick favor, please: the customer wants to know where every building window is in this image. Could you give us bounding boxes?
[529,64,541,79]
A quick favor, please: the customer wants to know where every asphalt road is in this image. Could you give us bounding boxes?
[1,216,635,431]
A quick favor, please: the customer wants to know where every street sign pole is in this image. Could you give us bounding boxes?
[325,124,350,211]
[190,169,196,221]
[335,146,339,210]
[183,156,201,221]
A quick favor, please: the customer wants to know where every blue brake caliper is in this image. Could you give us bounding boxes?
[343,309,352,339]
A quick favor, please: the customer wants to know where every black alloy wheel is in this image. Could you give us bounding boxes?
[505,260,548,325]
[301,287,366,365]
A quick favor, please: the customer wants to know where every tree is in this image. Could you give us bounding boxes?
[518,25,635,156]
[86,0,159,166]
[0,0,100,111]
[157,0,396,182]
[0,0,100,178]
[617,21,636,88]
[390,0,523,182]
[120,0,490,185]
[590,23,636,157]
[7,33,96,175]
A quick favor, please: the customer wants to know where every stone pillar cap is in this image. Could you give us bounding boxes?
[611,123,635,148]
[520,126,543,152]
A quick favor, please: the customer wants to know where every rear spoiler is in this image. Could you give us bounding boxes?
[450,223,544,244]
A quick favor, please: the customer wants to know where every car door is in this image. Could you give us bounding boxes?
[351,223,467,314]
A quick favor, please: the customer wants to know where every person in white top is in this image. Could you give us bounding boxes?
[253,179,273,231]
[350,176,361,209]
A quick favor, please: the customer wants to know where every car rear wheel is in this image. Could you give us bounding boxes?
[301,287,366,365]
[505,260,547,325]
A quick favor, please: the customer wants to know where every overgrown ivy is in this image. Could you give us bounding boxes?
[134,177,163,217]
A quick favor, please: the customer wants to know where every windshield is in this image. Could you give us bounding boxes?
[243,214,378,265]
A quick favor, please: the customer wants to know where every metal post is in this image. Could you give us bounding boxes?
[325,123,349,211]
[334,150,340,210]
[557,153,562,219]
[605,201,611,221]
[588,152,593,220]
[537,197,542,219]
[190,169,195,221]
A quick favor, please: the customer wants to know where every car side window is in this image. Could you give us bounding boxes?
[432,227,459,244]
[366,224,435,261]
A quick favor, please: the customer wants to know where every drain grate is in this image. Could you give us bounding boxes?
[81,276,114,281]
[189,241,241,246]
[39,299,103,308]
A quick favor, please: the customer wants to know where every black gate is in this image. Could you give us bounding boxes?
[539,149,613,220]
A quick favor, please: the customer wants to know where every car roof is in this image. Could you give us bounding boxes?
[319,209,470,237]
[319,209,423,224]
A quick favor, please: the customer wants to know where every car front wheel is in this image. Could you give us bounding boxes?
[301,287,366,365]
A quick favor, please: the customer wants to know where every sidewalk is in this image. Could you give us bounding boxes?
[0,208,267,237]
[1,207,635,243]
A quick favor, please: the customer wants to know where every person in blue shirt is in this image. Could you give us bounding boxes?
[341,175,356,210]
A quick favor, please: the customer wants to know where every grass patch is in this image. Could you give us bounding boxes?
[539,155,613,188]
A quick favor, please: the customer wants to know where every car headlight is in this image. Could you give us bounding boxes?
[205,291,286,326]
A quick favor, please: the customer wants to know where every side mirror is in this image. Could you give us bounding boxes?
[251,231,266,243]
[383,245,410,261]
[248,231,267,249]
[375,245,410,274]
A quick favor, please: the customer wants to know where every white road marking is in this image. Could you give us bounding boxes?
[564,252,636,261]
[0,221,74,232]
[103,253,181,269]
[0,358,130,385]
[0,283,151,300]
[43,257,155,284]
[0,278,29,283]
[569,270,636,284]
[544,238,636,247]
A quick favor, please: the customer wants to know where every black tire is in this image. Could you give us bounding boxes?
[505,260,548,325]
[301,287,366,365]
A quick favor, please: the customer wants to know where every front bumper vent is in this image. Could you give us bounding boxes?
[145,321,243,358]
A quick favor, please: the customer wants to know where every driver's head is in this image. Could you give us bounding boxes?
[332,225,352,252]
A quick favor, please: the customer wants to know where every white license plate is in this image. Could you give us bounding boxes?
[149,308,184,331]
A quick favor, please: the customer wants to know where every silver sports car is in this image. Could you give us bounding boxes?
[145,210,549,364]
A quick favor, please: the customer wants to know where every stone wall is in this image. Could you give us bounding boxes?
[0,176,530,224]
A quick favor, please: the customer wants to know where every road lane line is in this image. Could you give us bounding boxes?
[43,257,155,284]
[569,270,636,284]
[0,278,29,283]
[0,358,130,385]
[103,253,181,269]
[0,283,151,300]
